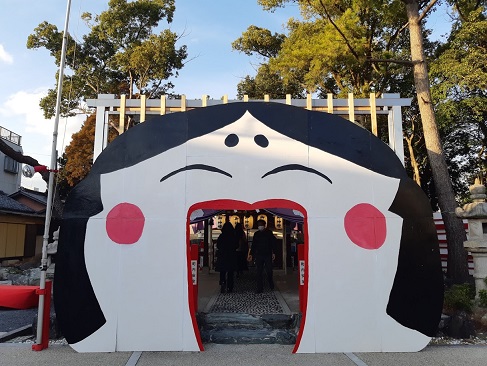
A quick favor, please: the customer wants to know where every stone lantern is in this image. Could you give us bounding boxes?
[456,178,487,298]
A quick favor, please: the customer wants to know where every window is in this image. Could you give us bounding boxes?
[4,156,19,174]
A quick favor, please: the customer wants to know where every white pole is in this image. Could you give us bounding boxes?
[35,0,72,347]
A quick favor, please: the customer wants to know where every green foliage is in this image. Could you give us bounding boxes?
[113,30,186,97]
[6,267,24,274]
[234,1,437,98]
[232,26,286,58]
[235,0,437,203]
[480,277,487,308]
[232,25,304,98]
[248,0,484,208]
[252,1,414,96]
[444,284,475,313]
[430,6,487,199]
[236,64,306,99]
[258,0,289,11]
[27,0,186,118]
[479,290,487,308]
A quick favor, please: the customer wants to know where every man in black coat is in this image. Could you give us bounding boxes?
[248,219,276,293]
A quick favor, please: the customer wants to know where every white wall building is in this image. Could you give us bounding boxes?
[0,126,22,195]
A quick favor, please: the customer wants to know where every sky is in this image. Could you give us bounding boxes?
[0,0,454,191]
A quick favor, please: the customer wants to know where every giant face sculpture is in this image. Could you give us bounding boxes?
[54,102,443,353]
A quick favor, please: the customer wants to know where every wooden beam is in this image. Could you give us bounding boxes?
[160,95,166,115]
[181,95,187,111]
[140,95,146,122]
[370,93,377,136]
[327,93,334,114]
[348,93,355,122]
[306,94,312,110]
[119,94,126,134]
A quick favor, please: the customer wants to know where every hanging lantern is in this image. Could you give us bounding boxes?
[230,215,240,227]
[243,215,253,229]
[275,216,283,230]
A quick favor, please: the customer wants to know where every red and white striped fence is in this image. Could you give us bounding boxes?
[433,212,473,275]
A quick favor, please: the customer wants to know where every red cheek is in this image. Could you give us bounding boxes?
[344,203,386,250]
[106,203,145,244]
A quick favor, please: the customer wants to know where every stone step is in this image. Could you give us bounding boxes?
[197,312,300,345]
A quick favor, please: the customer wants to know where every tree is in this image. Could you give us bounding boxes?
[254,0,415,97]
[249,0,471,283]
[56,115,118,199]
[236,0,433,177]
[26,0,188,195]
[401,0,471,283]
[27,0,187,119]
[430,4,487,200]
[232,26,306,98]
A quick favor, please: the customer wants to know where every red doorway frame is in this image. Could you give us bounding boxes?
[186,199,309,352]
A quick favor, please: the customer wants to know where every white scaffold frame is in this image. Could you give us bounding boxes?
[87,93,411,164]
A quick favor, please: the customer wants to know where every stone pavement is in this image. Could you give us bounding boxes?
[1,343,487,366]
[198,267,300,314]
[2,268,487,365]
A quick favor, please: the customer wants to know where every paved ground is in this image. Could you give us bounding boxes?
[2,268,487,365]
[1,343,487,366]
[0,307,37,333]
[207,268,288,314]
[198,267,300,313]
[0,268,297,341]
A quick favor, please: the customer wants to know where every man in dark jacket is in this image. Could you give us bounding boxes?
[248,219,276,293]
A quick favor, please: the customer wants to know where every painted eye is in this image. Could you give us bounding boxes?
[106,203,145,244]
[344,203,386,250]
[254,134,269,148]
[225,134,239,147]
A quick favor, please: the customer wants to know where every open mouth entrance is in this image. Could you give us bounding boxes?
[186,199,308,352]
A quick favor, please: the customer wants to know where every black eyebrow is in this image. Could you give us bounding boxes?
[160,164,232,182]
[261,164,332,184]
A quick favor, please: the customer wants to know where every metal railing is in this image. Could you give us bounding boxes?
[0,126,21,145]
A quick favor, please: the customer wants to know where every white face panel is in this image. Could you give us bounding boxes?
[73,111,428,352]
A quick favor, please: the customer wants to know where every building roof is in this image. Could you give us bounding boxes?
[0,191,36,214]
[9,187,48,206]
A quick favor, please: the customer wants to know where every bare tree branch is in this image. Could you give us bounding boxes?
[366,58,416,66]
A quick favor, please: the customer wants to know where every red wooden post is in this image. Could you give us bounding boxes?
[32,280,52,351]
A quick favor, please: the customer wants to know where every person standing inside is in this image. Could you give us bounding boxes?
[216,222,238,293]
[235,222,248,277]
[248,219,276,293]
